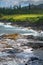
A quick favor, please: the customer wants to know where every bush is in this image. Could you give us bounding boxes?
[35,17,43,25]
[0,14,3,18]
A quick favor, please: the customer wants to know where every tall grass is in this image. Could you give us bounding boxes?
[0,14,43,24]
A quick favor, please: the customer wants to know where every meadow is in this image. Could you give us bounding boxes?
[0,14,43,24]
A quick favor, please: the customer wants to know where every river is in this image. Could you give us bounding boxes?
[0,22,41,36]
[0,22,43,65]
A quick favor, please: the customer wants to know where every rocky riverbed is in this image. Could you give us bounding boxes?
[0,33,43,65]
[0,22,43,65]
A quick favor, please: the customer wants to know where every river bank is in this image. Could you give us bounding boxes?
[0,14,43,30]
[0,20,43,30]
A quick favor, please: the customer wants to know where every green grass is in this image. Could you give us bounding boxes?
[0,14,43,23]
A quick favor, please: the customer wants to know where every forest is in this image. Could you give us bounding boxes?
[0,4,43,15]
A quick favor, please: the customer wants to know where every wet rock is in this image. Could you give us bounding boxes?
[3,64,7,65]
[25,64,27,65]
[25,56,42,65]
[7,50,16,54]
[6,49,23,54]
[29,57,39,61]
[2,34,21,40]
[27,35,34,39]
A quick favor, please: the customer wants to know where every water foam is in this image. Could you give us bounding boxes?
[0,22,4,26]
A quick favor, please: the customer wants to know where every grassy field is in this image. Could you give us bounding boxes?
[0,14,43,23]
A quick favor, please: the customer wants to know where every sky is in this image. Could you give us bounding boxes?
[0,0,43,7]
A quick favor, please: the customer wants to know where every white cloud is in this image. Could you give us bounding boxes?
[0,0,43,7]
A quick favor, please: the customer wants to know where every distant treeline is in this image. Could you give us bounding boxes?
[0,4,43,15]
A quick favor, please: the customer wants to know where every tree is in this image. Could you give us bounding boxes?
[29,3,31,10]
[19,4,21,9]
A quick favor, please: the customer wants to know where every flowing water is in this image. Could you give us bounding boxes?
[0,22,39,36]
[0,22,43,65]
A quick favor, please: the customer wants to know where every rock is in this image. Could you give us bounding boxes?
[25,57,40,65]
[29,57,39,61]
[6,48,22,54]
[7,50,16,54]
[3,64,7,65]
[25,64,27,65]
[2,34,21,40]
[27,35,34,39]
